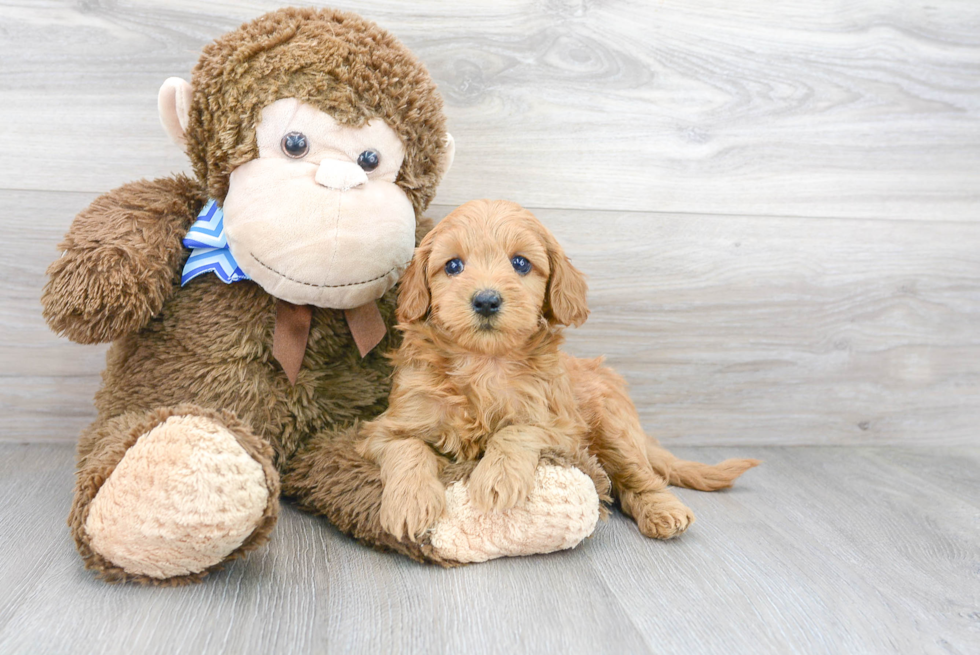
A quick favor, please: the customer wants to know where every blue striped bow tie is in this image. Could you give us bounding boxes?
[181,199,249,285]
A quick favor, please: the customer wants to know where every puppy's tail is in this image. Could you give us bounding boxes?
[645,442,760,491]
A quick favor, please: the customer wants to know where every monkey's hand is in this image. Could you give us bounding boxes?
[42,175,204,344]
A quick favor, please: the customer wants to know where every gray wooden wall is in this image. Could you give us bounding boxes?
[2,0,978,446]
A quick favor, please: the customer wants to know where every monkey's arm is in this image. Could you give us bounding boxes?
[42,174,206,344]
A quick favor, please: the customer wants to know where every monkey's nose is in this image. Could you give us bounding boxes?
[472,290,502,317]
[315,159,368,191]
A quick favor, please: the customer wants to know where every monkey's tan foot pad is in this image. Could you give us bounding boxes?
[428,464,600,563]
[84,414,272,579]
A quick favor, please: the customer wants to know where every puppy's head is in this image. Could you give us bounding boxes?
[397,199,588,354]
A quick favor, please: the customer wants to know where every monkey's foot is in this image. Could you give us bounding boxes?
[428,464,600,563]
[83,412,278,581]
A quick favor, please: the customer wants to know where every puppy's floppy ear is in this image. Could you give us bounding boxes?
[543,230,589,327]
[396,238,433,324]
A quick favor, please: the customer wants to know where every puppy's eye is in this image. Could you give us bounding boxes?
[444,258,464,276]
[511,255,532,275]
[281,132,309,158]
[357,150,380,172]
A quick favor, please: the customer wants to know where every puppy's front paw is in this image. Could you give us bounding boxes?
[379,477,446,542]
[469,452,537,513]
[632,491,695,540]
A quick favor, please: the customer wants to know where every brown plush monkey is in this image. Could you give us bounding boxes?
[41,7,606,585]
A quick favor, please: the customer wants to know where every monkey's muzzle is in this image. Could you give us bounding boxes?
[315,159,368,192]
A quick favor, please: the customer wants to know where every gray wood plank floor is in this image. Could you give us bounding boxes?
[0,443,976,655]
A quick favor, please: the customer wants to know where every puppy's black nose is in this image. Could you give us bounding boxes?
[472,290,502,317]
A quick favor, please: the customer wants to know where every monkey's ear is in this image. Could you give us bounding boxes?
[543,232,589,328]
[158,77,193,148]
[396,240,433,324]
[440,133,456,178]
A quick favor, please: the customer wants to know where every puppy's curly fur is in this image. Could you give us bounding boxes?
[358,200,759,543]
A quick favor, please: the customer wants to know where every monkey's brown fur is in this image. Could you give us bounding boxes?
[40,8,487,584]
[359,200,759,542]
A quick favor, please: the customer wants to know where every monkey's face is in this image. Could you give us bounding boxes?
[221,98,416,309]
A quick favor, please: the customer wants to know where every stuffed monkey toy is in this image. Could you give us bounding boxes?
[41,7,606,585]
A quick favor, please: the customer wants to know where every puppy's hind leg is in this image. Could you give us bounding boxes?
[577,364,694,539]
[592,426,695,540]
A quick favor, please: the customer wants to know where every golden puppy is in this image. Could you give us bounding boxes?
[358,199,758,543]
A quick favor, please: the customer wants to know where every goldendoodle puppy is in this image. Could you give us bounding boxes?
[358,199,758,543]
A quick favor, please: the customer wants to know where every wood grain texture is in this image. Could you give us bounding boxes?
[0,0,978,219]
[2,3,977,653]
[0,443,976,655]
[0,190,106,440]
[535,207,980,446]
[6,191,978,445]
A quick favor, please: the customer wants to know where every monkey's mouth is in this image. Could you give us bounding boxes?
[249,252,407,289]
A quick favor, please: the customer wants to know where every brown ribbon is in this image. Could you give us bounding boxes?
[273,300,313,385]
[272,299,388,385]
[344,301,388,358]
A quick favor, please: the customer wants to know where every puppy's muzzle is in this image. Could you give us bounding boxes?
[471,289,502,318]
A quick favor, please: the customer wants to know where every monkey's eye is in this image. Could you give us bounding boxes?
[357,150,380,172]
[511,255,532,275]
[444,258,464,276]
[281,132,309,158]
